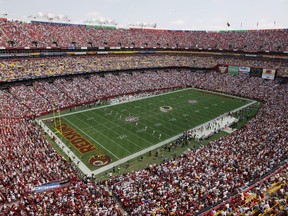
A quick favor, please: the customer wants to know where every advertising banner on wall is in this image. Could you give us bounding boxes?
[239,66,250,74]
[228,66,239,75]
[34,180,70,193]
[261,69,276,80]
[250,67,262,77]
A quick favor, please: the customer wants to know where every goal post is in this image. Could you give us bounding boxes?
[53,106,63,135]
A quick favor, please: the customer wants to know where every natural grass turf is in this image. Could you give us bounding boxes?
[44,88,250,171]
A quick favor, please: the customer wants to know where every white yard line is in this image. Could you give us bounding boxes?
[35,118,93,176]
[89,101,257,176]
[63,117,121,159]
[42,88,252,121]
[37,89,257,177]
[81,113,145,150]
[42,88,189,120]
[68,114,136,154]
[80,111,156,148]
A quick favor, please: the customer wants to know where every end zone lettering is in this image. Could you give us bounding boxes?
[55,124,96,154]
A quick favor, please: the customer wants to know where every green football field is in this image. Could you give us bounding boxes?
[44,88,250,171]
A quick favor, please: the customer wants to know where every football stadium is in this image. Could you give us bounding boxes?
[0,1,287,215]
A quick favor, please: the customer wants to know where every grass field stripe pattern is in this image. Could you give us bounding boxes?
[42,88,189,121]
[90,132,186,176]
[41,88,255,174]
[81,111,155,149]
[63,117,121,160]
[40,99,257,176]
[88,99,186,139]
[67,112,145,152]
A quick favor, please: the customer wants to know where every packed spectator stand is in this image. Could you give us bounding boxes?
[0,20,288,52]
[206,165,287,215]
[0,19,287,215]
[0,68,287,215]
[106,71,288,215]
[0,54,288,82]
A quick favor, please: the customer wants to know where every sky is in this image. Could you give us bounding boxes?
[0,0,287,30]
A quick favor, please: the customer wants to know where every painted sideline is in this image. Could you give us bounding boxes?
[37,97,257,177]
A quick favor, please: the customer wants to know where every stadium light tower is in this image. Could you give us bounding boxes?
[35,12,70,23]
[0,13,8,17]
[47,13,55,22]
[85,17,117,26]
[56,14,70,22]
[128,22,157,29]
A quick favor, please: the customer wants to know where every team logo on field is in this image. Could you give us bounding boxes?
[188,99,198,104]
[88,155,111,167]
[160,106,173,112]
[125,116,139,123]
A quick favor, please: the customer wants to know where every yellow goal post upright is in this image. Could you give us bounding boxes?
[52,105,63,135]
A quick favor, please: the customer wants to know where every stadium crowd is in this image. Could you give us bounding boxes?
[0,20,288,51]
[0,118,123,215]
[1,69,189,116]
[0,68,287,215]
[106,71,288,215]
[0,89,32,118]
[207,165,287,216]
[0,54,287,82]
